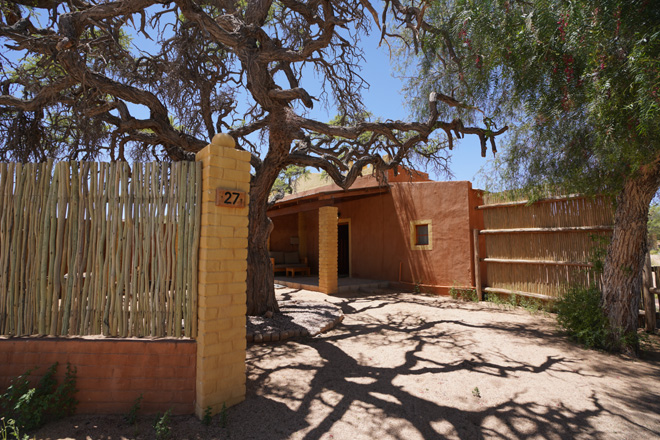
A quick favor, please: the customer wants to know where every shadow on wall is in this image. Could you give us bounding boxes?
[391,183,434,287]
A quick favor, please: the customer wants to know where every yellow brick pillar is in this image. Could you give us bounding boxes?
[318,206,338,294]
[195,133,250,418]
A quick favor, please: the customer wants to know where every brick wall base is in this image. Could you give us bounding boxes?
[0,337,196,415]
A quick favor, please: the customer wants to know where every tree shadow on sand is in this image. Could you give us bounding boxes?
[233,294,660,440]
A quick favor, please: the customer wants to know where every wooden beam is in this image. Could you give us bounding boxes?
[483,258,593,267]
[268,199,334,218]
[473,229,482,301]
[479,226,613,234]
[483,287,556,301]
[268,186,388,217]
[476,194,586,209]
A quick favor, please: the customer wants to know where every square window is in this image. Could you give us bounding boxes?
[410,220,432,250]
[415,224,429,245]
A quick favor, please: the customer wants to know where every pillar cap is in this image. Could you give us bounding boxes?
[211,133,236,148]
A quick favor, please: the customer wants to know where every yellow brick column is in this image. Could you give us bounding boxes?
[318,206,338,294]
[195,133,250,418]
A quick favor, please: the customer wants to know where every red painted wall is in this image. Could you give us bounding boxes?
[269,181,479,294]
[0,338,196,414]
[270,215,299,253]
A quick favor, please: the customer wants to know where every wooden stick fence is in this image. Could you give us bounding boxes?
[475,195,614,300]
[0,160,201,338]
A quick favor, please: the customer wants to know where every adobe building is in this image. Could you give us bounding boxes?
[267,167,485,295]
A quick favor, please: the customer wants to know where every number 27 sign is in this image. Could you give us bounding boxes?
[216,188,247,208]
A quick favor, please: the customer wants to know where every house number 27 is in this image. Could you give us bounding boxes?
[216,188,247,208]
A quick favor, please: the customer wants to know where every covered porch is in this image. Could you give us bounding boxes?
[268,182,397,295]
[274,275,389,294]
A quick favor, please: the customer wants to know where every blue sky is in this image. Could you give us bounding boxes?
[4,5,497,187]
[291,30,496,187]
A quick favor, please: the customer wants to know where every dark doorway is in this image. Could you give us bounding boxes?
[338,223,350,277]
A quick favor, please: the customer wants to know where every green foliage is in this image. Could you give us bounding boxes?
[484,292,514,309]
[517,296,552,314]
[153,409,172,440]
[449,284,478,302]
[219,402,229,429]
[124,394,142,426]
[471,387,481,399]
[0,417,29,440]
[202,406,212,426]
[588,234,611,275]
[485,292,555,314]
[556,286,611,349]
[409,0,660,197]
[0,363,77,433]
[270,165,310,199]
[648,205,660,250]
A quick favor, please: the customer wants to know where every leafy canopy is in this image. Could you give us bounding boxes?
[404,0,660,195]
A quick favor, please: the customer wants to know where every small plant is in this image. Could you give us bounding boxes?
[219,403,229,429]
[202,406,212,426]
[413,281,421,294]
[472,387,481,398]
[124,394,142,425]
[153,409,172,440]
[1,418,28,440]
[449,284,478,302]
[508,293,518,307]
[556,285,612,350]
[485,292,512,308]
[519,296,548,314]
[0,362,77,432]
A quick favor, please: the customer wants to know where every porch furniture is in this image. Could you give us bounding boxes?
[270,251,309,275]
[286,266,311,278]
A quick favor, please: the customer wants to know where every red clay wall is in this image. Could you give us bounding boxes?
[336,181,475,293]
[271,214,300,253]
[0,338,196,415]
[269,181,478,294]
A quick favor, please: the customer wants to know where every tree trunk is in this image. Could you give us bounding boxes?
[602,163,660,355]
[245,122,292,316]
[246,169,280,316]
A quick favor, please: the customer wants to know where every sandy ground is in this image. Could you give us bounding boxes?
[32,288,660,440]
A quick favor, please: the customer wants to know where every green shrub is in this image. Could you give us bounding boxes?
[125,394,142,425]
[449,285,478,302]
[1,417,27,440]
[153,409,172,440]
[556,285,610,349]
[0,362,77,432]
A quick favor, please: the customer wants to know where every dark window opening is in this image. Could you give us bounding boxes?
[415,224,429,246]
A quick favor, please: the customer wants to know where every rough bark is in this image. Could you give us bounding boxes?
[0,0,509,316]
[246,188,278,316]
[602,160,660,355]
[245,116,292,315]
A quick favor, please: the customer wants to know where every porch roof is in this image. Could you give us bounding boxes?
[267,176,390,218]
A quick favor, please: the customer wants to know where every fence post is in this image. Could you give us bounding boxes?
[318,206,338,294]
[643,252,657,332]
[473,229,483,301]
[195,133,251,418]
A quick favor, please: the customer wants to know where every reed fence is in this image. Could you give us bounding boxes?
[476,194,614,300]
[0,160,201,338]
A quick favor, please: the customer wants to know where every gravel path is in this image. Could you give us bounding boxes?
[33,287,660,439]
